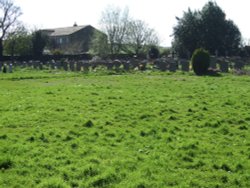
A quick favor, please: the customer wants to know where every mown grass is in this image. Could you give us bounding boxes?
[0,70,249,187]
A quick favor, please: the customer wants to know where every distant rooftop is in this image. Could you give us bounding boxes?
[47,25,90,36]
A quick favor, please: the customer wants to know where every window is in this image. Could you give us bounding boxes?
[59,38,63,44]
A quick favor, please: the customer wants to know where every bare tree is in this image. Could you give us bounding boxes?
[125,19,159,56]
[0,0,22,57]
[99,5,129,55]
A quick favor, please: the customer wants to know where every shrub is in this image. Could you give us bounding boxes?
[52,49,63,55]
[191,48,210,75]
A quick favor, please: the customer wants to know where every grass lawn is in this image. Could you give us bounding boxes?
[0,70,249,187]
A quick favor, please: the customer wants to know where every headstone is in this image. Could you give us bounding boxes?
[9,63,13,73]
[113,59,121,71]
[56,61,61,70]
[83,62,90,72]
[39,62,43,70]
[219,58,229,73]
[169,59,177,72]
[69,61,75,71]
[107,62,114,70]
[3,64,7,73]
[76,61,82,71]
[180,59,189,72]
[210,56,217,69]
[50,60,56,69]
[28,60,33,67]
[33,61,39,69]
[22,61,27,68]
[123,60,130,71]
[139,60,147,71]
[234,58,244,70]
[131,59,139,70]
[63,61,68,71]
[155,58,167,71]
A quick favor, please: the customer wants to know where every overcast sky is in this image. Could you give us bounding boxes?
[14,0,250,46]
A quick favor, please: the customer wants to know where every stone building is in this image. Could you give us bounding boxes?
[42,24,105,54]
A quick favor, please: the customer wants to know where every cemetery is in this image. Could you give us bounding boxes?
[1,0,250,187]
[0,55,249,74]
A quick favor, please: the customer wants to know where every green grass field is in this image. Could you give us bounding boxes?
[0,70,249,188]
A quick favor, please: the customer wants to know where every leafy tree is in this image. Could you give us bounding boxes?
[31,30,48,57]
[172,9,202,58]
[0,0,22,57]
[148,45,160,59]
[90,30,109,58]
[99,5,130,55]
[4,26,32,56]
[173,1,241,57]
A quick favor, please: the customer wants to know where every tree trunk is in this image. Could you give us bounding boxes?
[0,38,3,58]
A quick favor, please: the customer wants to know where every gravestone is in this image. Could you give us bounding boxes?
[139,60,147,71]
[113,59,121,71]
[169,59,177,72]
[63,61,68,71]
[219,58,229,73]
[50,60,56,69]
[234,58,244,70]
[9,64,13,73]
[210,56,217,69]
[76,61,82,71]
[69,61,75,71]
[180,59,189,72]
[83,61,90,72]
[33,61,39,69]
[123,60,130,71]
[106,62,114,70]
[39,62,43,70]
[3,64,7,73]
[155,58,167,71]
[22,61,27,68]
[131,59,139,70]
[28,60,33,67]
[56,61,61,70]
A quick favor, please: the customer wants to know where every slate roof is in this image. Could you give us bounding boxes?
[48,25,89,36]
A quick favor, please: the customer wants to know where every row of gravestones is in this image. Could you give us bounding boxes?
[0,57,246,73]
[0,63,13,73]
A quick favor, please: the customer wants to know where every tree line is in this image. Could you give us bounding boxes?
[0,0,248,59]
[172,1,242,58]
